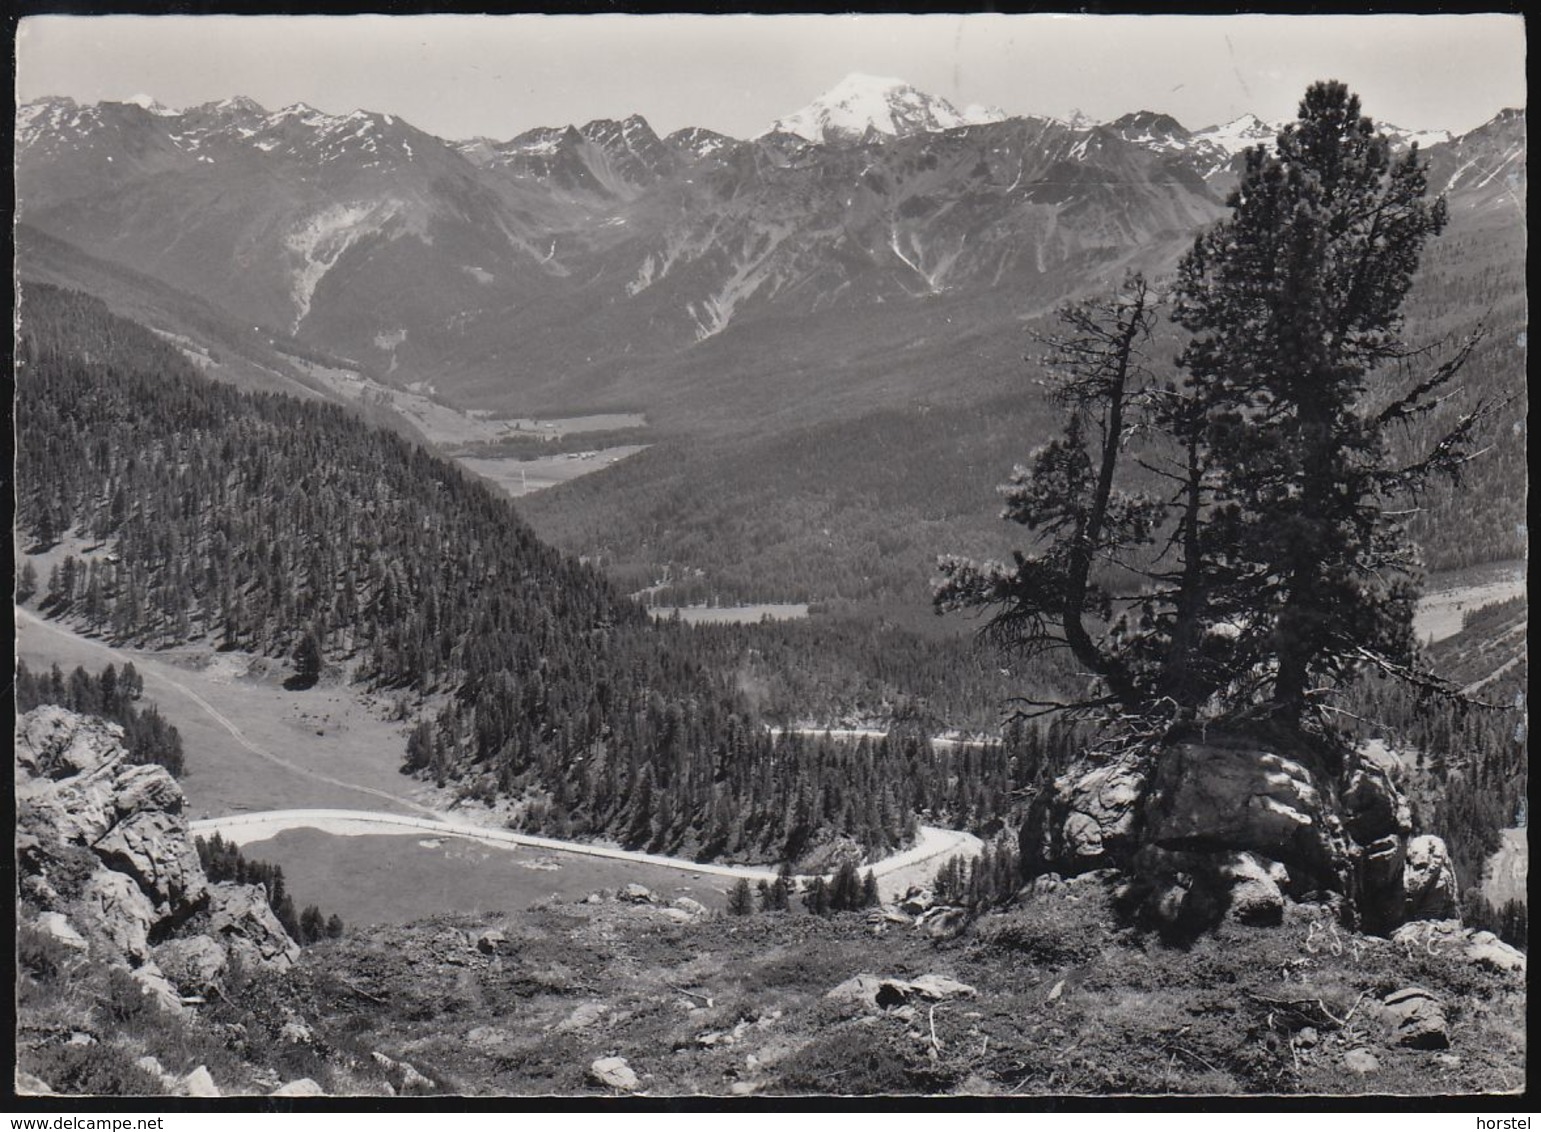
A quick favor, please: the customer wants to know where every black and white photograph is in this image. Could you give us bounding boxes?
[11,11,1527,1103]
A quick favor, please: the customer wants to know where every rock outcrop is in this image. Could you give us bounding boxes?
[207,883,301,971]
[15,706,299,1013]
[1402,835,1460,921]
[1021,752,1147,877]
[1022,732,1456,935]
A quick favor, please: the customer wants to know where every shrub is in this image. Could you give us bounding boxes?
[22,1042,167,1097]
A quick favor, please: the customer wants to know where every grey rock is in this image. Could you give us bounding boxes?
[476,928,507,954]
[33,911,89,954]
[154,934,228,994]
[15,706,127,780]
[370,1051,436,1095]
[919,906,968,939]
[589,1056,641,1091]
[271,1078,326,1097]
[556,1002,609,1032]
[1341,743,1412,843]
[898,887,936,915]
[827,973,976,1010]
[177,1066,221,1098]
[619,883,654,904]
[1344,1048,1380,1074]
[207,882,300,969]
[1382,986,1450,1050]
[1023,751,1148,875]
[75,870,156,963]
[1403,836,1460,921]
[131,960,186,1014]
[1358,834,1408,932]
[15,1069,56,1095]
[1464,931,1526,974]
[1221,851,1286,926]
[1144,743,1346,885]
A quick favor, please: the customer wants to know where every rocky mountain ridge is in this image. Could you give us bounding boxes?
[15,84,1523,425]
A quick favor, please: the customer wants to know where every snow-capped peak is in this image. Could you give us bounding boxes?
[1191,113,1283,156]
[1379,121,1455,151]
[768,73,1000,144]
[125,93,178,116]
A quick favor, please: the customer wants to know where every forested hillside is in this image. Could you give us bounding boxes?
[15,284,1083,865]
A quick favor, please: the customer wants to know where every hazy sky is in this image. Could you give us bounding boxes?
[16,13,1527,141]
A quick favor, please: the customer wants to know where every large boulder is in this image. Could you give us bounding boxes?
[1021,750,1148,875]
[1381,987,1450,1050]
[1357,834,1408,934]
[32,911,90,955]
[271,1078,326,1097]
[131,960,186,1014]
[154,934,229,995]
[1142,743,1349,890]
[75,870,157,963]
[826,973,977,1011]
[589,1056,641,1091]
[1463,931,1526,975]
[1402,836,1460,921]
[207,883,300,970]
[1023,734,1450,933]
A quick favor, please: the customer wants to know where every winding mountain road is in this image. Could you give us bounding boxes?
[189,809,982,894]
[18,606,980,894]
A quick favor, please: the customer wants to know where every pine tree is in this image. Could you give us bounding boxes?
[1172,79,1488,724]
[17,561,38,603]
[860,869,880,908]
[769,862,794,911]
[299,904,326,944]
[935,274,1165,719]
[727,878,755,916]
[802,875,830,917]
[938,82,1494,734]
[829,860,862,912]
[291,630,323,689]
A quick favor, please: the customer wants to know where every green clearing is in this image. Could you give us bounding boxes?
[240,828,731,927]
[15,603,428,818]
[456,445,651,497]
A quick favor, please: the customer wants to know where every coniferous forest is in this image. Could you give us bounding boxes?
[16,283,1095,866]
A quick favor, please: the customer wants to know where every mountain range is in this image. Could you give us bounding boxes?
[17,76,1523,430]
[15,76,1527,612]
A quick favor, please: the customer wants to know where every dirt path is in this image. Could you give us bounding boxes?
[15,606,431,817]
[18,607,982,898]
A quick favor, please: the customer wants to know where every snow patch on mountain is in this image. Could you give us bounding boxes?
[1381,123,1456,151]
[688,222,793,341]
[770,74,1000,144]
[284,201,403,332]
[127,94,178,116]
[1192,113,1282,156]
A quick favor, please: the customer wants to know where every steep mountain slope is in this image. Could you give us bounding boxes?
[15,87,1526,609]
